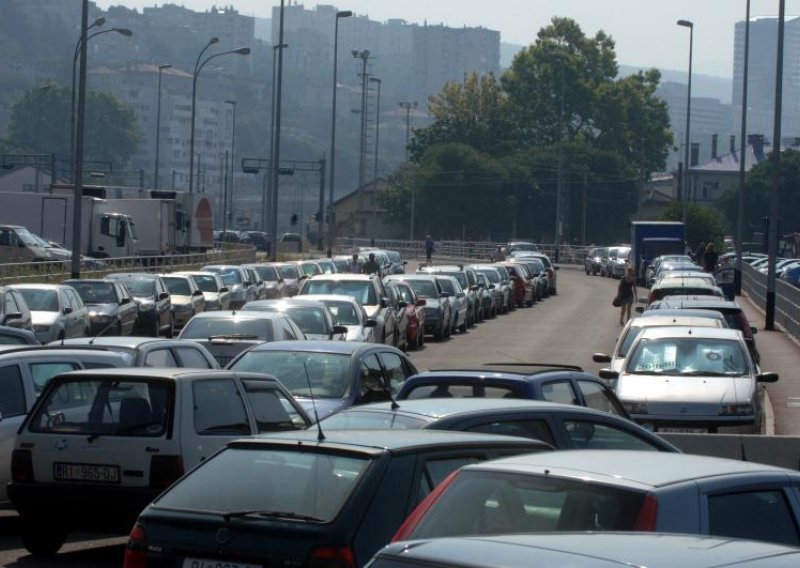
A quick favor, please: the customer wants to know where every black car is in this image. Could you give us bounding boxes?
[125,430,550,568]
[227,340,419,421]
[0,286,33,330]
[397,364,628,418]
[63,279,139,336]
[106,273,173,337]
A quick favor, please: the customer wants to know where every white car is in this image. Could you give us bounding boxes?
[9,284,90,343]
[599,326,779,433]
[301,294,378,342]
[242,298,348,341]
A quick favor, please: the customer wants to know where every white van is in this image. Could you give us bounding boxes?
[0,225,51,263]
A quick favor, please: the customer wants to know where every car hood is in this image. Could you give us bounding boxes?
[30,311,60,326]
[344,325,370,342]
[617,374,755,409]
[85,303,118,316]
[170,296,192,307]
[293,397,346,421]
[363,305,381,318]
[422,297,443,309]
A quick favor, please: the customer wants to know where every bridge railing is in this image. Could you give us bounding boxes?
[741,262,800,342]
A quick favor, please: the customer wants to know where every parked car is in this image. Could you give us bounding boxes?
[384,249,407,274]
[242,298,347,341]
[500,262,534,307]
[124,430,549,568]
[228,340,418,420]
[299,274,396,346]
[435,275,466,334]
[56,337,220,368]
[375,533,800,568]
[10,284,90,343]
[584,246,608,275]
[241,265,268,300]
[647,276,724,304]
[385,274,451,341]
[391,280,426,350]
[608,246,631,278]
[63,279,139,336]
[505,241,539,255]
[171,271,230,311]
[0,286,35,331]
[0,325,39,346]
[179,310,306,367]
[471,264,508,314]
[303,294,379,343]
[474,272,497,318]
[383,280,410,350]
[393,450,800,547]
[599,326,778,433]
[320,398,678,452]
[291,259,324,279]
[244,264,286,299]
[200,265,254,309]
[0,348,130,508]
[397,364,628,417]
[274,262,304,297]
[489,263,516,312]
[419,265,479,326]
[8,368,312,555]
[105,273,173,337]
[514,252,558,294]
[159,274,206,329]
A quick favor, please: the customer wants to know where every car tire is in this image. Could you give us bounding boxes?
[114,321,123,336]
[164,316,175,339]
[434,323,444,341]
[459,317,467,333]
[20,518,66,556]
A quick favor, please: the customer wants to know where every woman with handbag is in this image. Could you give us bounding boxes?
[616,267,637,325]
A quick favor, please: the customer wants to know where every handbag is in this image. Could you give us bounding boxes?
[612,296,621,307]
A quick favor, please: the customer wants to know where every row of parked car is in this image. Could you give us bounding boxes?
[584,244,631,278]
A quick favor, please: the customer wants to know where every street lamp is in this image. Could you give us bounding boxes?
[154,63,172,190]
[735,0,751,296]
[677,19,694,223]
[70,25,133,177]
[265,43,288,239]
[270,0,287,262]
[352,49,370,218]
[225,99,237,231]
[188,40,250,193]
[327,9,352,258]
[399,100,418,239]
[369,77,382,236]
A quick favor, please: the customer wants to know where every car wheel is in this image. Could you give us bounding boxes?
[20,518,66,556]
[434,323,444,341]
[114,321,123,336]
[164,316,175,338]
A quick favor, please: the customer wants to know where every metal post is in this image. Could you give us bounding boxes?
[154,64,171,190]
[354,50,370,219]
[226,100,236,230]
[400,101,417,240]
[735,0,751,296]
[71,0,89,279]
[371,78,381,182]
[317,156,326,250]
[678,19,694,223]
[223,150,229,235]
[766,0,785,331]
[189,38,219,194]
[270,0,286,262]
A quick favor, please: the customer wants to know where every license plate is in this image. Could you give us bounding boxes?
[54,462,120,483]
[658,427,708,434]
[182,559,262,568]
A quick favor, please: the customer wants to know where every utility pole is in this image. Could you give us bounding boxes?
[353,50,371,221]
[270,0,286,262]
[735,0,751,296]
[317,156,326,250]
[400,100,418,240]
[582,173,588,245]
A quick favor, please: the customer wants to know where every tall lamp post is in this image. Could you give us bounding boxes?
[70,24,132,177]
[71,0,91,279]
[735,0,751,296]
[270,0,287,262]
[326,9,352,258]
[369,77,382,235]
[188,40,250,193]
[225,99,237,230]
[677,19,694,223]
[265,43,288,240]
[352,49,370,221]
[153,63,172,190]
[400,100,418,239]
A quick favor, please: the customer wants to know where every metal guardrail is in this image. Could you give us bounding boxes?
[0,242,256,285]
[741,262,800,342]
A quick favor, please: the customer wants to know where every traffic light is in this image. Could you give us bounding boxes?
[290,213,298,226]
[313,210,321,222]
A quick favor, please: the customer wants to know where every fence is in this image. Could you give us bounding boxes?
[742,261,800,342]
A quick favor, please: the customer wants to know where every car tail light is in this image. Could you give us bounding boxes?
[308,546,355,568]
[392,469,460,542]
[11,449,34,482]
[124,524,147,568]
[632,494,658,531]
[149,455,184,489]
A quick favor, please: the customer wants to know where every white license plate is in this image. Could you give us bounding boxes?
[658,427,708,434]
[182,559,262,568]
[54,462,120,483]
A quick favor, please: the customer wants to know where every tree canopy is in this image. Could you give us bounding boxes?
[387,17,673,243]
[5,83,141,168]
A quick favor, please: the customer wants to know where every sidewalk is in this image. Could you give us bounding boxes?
[739,293,800,436]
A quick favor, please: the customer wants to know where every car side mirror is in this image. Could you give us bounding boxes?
[193,290,203,296]
[593,353,612,363]
[380,297,389,308]
[63,307,73,315]
[598,369,619,380]
[751,326,758,335]
[402,260,408,265]
[244,281,252,287]
[635,306,644,314]
[120,297,131,305]
[159,292,170,301]
[332,325,348,335]
[220,287,229,293]
[440,292,449,298]
[416,298,426,307]
[398,301,408,308]
[756,372,779,383]
[489,284,495,289]
[470,285,479,291]
[4,312,22,323]
[364,319,377,328]
[457,292,465,298]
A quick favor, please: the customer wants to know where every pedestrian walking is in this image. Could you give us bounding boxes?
[616,266,637,325]
[425,234,435,265]
[703,242,719,273]
[348,253,361,274]
[695,241,706,264]
[362,252,381,276]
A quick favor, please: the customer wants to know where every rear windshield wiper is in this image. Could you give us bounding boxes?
[223,510,325,523]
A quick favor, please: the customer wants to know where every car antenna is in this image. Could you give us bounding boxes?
[88,317,119,345]
[302,360,325,442]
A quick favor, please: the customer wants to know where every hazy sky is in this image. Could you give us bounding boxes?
[94,0,798,77]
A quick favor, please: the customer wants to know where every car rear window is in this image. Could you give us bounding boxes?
[191,274,219,293]
[321,410,429,430]
[409,471,645,539]
[180,317,274,340]
[153,447,370,522]
[231,351,351,399]
[29,378,171,437]
[405,384,517,399]
[302,280,377,305]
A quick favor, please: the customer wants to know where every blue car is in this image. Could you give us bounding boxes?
[226,340,418,420]
[397,363,628,418]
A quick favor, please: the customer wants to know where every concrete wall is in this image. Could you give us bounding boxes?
[662,433,800,471]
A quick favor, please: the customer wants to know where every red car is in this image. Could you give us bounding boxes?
[501,262,534,307]
[393,280,427,350]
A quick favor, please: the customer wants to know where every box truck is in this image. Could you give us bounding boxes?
[630,221,686,285]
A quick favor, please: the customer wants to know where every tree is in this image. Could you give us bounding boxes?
[5,84,141,167]
[661,202,725,249]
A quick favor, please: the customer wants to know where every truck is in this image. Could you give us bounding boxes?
[630,221,686,286]
[0,192,138,257]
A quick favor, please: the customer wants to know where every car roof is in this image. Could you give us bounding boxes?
[627,315,724,328]
[0,347,128,362]
[48,368,281,381]
[244,298,327,309]
[639,308,727,321]
[57,336,180,348]
[243,339,384,355]
[386,274,437,281]
[9,283,68,290]
[464,450,798,490]
[294,294,362,304]
[236,428,547,455]
[636,325,742,340]
[186,310,288,320]
[379,533,800,567]
[651,278,720,289]
[305,274,373,281]
[658,297,742,310]
[106,272,160,279]
[419,265,464,272]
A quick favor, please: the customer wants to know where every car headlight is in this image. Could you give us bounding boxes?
[623,402,649,414]
[138,301,155,310]
[90,313,112,320]
[719,403,754,416]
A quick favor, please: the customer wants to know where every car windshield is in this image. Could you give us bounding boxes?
[28,378,171,437]
[300,262,322,277]
[180,317,274,340]
[387,251,401,262]
[617,250,630,260]
[153,447,369,522]
[286,306,328,335]
[439,271,467,289]
[254,266,279,281]
[14,227,40,247]
[322,300,361,326]
[395,284,415,304]
[437,278,456,295]
[405,279,437,298]
[121,279,156,298]
[407,470,646,539]
[625,338,749,376]
[278,265,300,279]
[68,282,116,304]
[217,269,243,286]
[17,288,58,312]
[302,280,377,306]
[192,275,219,293]
[162,277,191,296]
[320,410,429,430]
[231,351,352,398]
[478,269,500,284]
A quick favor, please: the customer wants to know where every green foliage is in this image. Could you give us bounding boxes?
[5,84,141,167]
[661,202,724,249]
